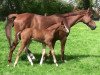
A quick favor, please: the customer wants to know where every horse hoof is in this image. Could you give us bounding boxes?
[7,63,12,67]
[13,65,16,67]
[31,63,33,66]
[56,63,58,66]
[40,64,43,66]
[13,63,16,67]
[7,64,10,67]
[64,60,67,63]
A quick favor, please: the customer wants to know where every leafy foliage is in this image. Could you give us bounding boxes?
[0,0,73,17]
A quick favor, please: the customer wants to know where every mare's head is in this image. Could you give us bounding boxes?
[78,9,96,30]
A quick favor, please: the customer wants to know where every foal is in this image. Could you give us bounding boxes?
[14,22,68,67]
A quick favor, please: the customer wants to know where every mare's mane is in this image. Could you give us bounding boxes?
[55,10,87,17]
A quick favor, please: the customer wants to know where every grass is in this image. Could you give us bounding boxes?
[0,21,100,75]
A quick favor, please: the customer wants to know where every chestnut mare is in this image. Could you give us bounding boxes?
[5,9,96,64]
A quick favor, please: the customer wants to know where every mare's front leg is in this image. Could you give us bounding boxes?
[60,37,67,62]
[8,33,19,64]
[40,44,46,65]
[48,40,56,56]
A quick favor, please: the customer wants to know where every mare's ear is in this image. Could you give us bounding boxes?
[87,8,93,16]
[87,8,92,13]
[86,8,90,13]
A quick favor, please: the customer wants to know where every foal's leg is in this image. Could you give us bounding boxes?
[14,42,26,67]
[50,47,58,66]
[40,44,46,65]
[14,34,29,67]
[47,43,58,66]
[60,37,66,62]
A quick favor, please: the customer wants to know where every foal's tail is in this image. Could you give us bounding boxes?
[5,14,18,48]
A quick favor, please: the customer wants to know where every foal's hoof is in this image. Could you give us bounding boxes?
[13,65,16,67]
[39,63,43,66]
[7,63,12,67]
[64,60,67,63]
[56,63,58,66]
[13,63,17,67]
[61,58,66,63]
[30,63,33,66]
[7,64,10,67]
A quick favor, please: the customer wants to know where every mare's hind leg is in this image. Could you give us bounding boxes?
[60,37,66,62]
[25,43,35,66]
[40,44,46,65]
[27,49,36,62]
[8,34,19,63]
[27,43,35,61]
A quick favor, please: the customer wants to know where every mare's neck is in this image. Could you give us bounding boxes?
[65,14,83,28]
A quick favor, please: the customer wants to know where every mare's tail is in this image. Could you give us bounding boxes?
[5,14,18,48]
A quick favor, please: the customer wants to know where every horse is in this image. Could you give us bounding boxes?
[14,21,69,67]
[5,9,96,64]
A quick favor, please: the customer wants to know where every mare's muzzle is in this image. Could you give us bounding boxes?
[91,26,96,30]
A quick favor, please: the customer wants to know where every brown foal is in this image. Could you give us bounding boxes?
[14,21,68,67]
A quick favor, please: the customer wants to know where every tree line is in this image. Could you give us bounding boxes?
[0,0,99,20]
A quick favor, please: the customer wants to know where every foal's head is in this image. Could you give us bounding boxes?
[79,9,96,30]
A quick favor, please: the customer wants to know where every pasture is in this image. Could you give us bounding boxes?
[0,21,100,75]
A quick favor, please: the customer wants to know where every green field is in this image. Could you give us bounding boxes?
[0,21,100,75]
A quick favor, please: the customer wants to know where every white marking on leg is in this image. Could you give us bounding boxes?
[14,55,19,67]
[40,49,46,65]
[29,53,36,61]
[51,50,58,66]
[27,54,33,66]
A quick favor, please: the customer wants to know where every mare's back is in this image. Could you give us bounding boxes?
[14,13,35,31]
[32,14,62,29]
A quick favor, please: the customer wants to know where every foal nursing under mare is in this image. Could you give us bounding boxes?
[5,9,96,65]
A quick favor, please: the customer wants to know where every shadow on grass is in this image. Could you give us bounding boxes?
[20,53,100,64]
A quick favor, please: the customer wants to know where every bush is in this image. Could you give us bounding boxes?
[0,0,74,19]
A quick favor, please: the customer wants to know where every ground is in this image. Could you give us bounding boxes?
[0,21,100,75]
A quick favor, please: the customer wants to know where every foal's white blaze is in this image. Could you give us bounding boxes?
[27,54,33,66]
[64,24,69,33]
[40,49,46,65]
